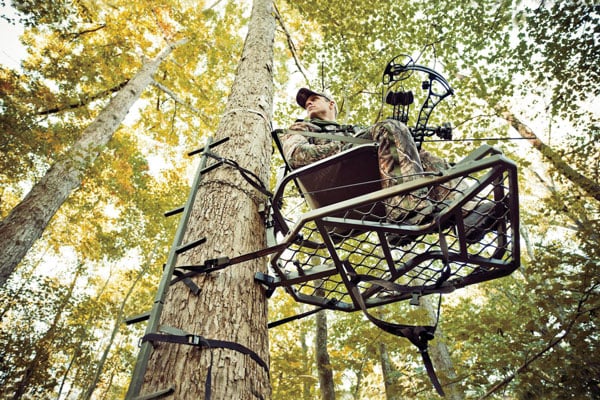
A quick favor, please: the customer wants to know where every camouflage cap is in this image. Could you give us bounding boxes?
[296,88,335,109]
[296,87,338,116]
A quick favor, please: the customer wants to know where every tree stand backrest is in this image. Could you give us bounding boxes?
[272,133,387,236]
[294,144,382,210]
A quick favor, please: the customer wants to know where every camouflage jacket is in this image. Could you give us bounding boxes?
[280,119,359,169]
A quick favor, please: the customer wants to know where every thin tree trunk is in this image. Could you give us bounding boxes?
[81,248,156,399]
[99,366,117,400]
[12,264,83,399]
[379,342,401,400]
[422,297,462,400]
[56,269,113,399]
[316,309,335,400]
[56,337,81,399]
[139,0,275,398]
[300,327,311,400]
[314,275,335,400]
[352,361,365,399]
[0,39,186,287]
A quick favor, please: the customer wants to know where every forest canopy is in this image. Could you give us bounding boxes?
[0,0,598,398]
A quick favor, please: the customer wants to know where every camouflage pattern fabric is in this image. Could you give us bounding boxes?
[361,119,431,214]
[281,118,453,217]
[280,119,348,169]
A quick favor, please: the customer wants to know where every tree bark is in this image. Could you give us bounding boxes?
[316,309,335,400]
[0,40,185,287]
[138,0,275,398]
[379,343,401,400]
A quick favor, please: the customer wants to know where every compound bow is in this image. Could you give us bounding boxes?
[382,54,454,149]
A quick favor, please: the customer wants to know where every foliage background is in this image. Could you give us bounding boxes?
[0,0,598,398]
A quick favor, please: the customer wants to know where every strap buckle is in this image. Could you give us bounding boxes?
[187,334,203,346]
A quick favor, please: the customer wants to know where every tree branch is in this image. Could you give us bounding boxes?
[273,3,309,84]
[204,0,225,11]
[64,24,107,40]
[496,106,600,202]
[36,80,129,115]
[469,67,600,202]
[151,80,214,125]
[479,282,598,399]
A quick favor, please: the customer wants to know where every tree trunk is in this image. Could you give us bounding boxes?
[138,0,275,398]
[82,252,154,399]
[379,343,401,400]
[300,327,312,400]
[316,309,335,400]
[422,297,462,400]
[353,362,365,399]
[12,265,83,399]
[0,40,185,287]
[56,270,112,399]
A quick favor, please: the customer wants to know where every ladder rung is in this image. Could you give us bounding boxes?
[199,162,222,175]
[132,387,174,400]
[187,136,230,156]
[175,237,207,254]
[164,206,184,217]
[125,311,151,325]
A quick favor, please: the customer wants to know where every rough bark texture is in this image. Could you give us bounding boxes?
[139,0,275,399]
[0,40,184,287]
[316,310,335,400]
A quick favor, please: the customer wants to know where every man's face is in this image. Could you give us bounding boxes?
[305,94,334,120]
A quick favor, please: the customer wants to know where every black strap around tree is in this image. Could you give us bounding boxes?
[168,239,290,286]
[340,261,446,396]
[142,333,269,400]
[205,152,273,198]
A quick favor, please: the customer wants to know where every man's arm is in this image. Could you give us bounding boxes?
[280,121,344,169]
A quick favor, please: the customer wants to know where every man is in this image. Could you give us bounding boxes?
[281,87,454,225]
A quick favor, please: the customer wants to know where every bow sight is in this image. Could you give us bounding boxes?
[383,55,454,149]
